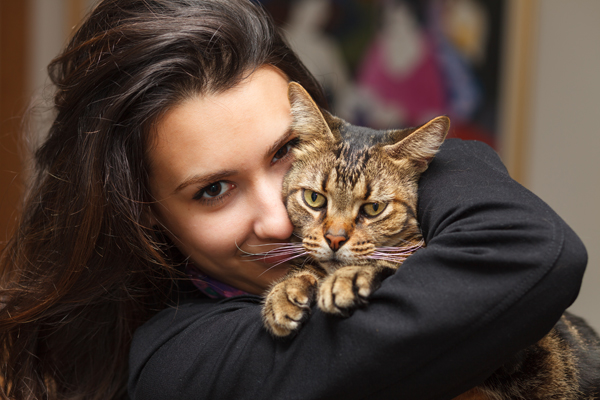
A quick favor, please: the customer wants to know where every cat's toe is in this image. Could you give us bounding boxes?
[318,267,370,316]
[263,293,310,337]
[262,273,318,337]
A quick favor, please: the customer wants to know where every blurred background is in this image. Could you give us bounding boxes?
[1,0,598,331]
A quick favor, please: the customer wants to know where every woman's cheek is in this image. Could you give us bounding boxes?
[186,213,240,253]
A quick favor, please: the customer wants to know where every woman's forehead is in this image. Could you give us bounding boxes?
[147,66,292,196]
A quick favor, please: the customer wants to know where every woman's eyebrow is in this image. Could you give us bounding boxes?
[173,170,237,195]
[172,127,294,195]
[265,127,294,159]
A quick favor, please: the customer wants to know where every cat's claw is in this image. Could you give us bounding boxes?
[262,272,319,337]
[318,266,378,316]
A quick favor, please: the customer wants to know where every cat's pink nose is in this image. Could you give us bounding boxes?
[325,234,347,251]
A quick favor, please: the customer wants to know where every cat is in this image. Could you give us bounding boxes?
[261,82,600,399]
[262,82,447,336]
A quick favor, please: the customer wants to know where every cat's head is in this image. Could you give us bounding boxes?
[284,82,449,273]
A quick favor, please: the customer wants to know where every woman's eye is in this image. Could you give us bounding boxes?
[303,189,327,209]
[272,139,298,163]
[194,181,232,201]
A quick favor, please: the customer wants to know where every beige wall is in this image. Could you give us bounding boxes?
[29,0,98,97]
[0,1,28,247]
[29,0,66,94]
[527,0,600,331]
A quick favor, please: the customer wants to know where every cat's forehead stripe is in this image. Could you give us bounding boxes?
[333,143,372,189]
[321,172,329,194]
[364,182,372,201]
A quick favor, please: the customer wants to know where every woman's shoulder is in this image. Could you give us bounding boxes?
[434,138,508,174]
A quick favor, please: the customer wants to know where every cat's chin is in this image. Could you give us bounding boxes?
[317,260,344,274]
[318,259,364,274]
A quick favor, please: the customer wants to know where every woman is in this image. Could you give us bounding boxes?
[0,0,586,399]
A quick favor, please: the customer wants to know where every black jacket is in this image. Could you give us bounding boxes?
[128,139,587,400]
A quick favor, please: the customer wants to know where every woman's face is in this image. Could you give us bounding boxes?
[148,66,297,295]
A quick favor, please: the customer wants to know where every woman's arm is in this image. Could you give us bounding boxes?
[128,139,586,400]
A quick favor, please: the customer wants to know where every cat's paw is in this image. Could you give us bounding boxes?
[318,266,379,316]
[262,272,319,337]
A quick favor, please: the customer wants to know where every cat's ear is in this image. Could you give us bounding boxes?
[384,116,450,172]
[288,82,339,143]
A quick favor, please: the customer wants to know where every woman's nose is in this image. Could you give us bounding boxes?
[252,177,294,241]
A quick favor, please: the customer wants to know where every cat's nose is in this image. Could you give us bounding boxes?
[325,233,348,251]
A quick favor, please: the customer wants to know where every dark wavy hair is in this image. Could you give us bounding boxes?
[0,1,326,398]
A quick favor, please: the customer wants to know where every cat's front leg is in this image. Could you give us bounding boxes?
[318,265,396,316]
[262,271,320,337]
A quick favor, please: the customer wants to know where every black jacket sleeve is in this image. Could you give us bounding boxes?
[128,139,587,400]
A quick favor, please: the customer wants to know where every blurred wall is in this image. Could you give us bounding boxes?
[30,0,68,93]
[0,1,28,247]
[527,0,600,332]
[0,0,92,249]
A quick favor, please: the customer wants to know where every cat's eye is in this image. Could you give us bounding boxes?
[303,189,327,209]
[362,202,386,217]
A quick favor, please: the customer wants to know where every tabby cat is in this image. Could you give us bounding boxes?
[261,82,600,399]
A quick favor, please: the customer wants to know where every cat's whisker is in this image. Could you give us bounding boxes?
[379,239,425,248]
[372,251,416,258]
[241,247,305,261]
[257,252,310,277]
[235,240,257,256]
[375,247,416,253]
[372,251,413,257]
[247,242,300,248]
[240,247,303,256]
[299,255,311,268]
[370,250,415,259]
[241,242,306,265]
[243,248,304,258]
[237,248,256,256]
[377,245,421,251]
[242,253,301,262]
[378,241,424,249]
[250,248,302,255]
[370,253,413,261]
[375,242,424,255]
[369,252,409,258]
[367,255,409,264]
[292,232,304,240]
[236,241,304,257]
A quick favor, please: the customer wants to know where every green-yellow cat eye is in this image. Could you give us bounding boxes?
[363,202,386,217]
[303,189,327,209]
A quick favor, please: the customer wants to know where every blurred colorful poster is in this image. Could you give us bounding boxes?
[258,0,504,149]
